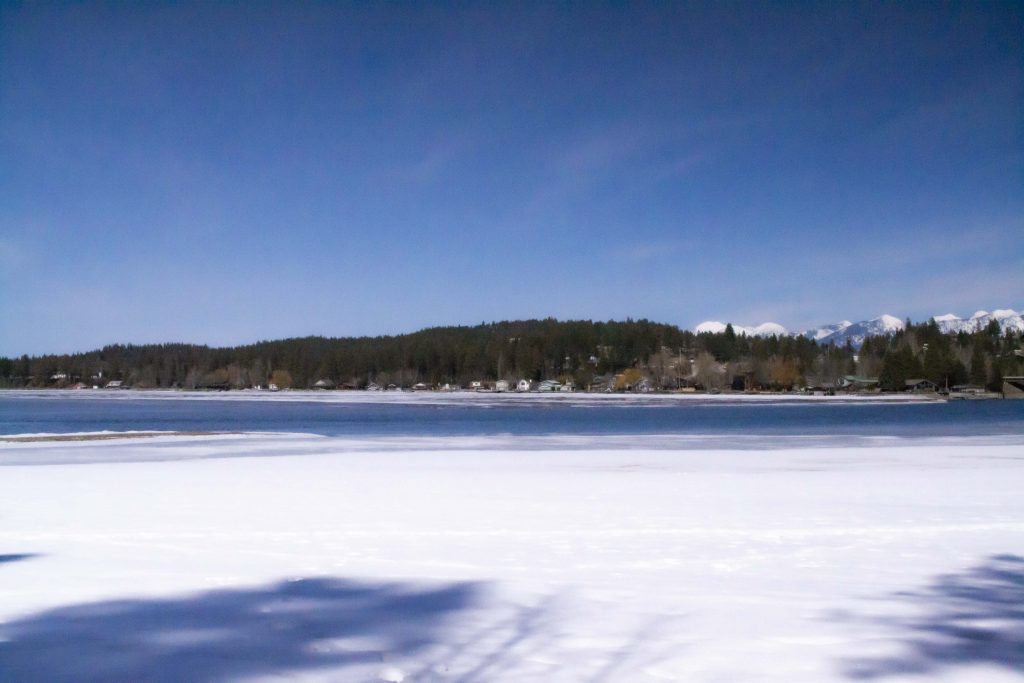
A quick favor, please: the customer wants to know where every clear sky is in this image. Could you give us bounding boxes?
[1,2,1022,356]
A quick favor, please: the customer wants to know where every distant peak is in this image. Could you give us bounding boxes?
[875,314,904,328]
[752,322,788,336]
[695,321,727,334]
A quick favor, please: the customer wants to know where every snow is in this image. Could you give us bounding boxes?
[751,322,788,336]
[875,314,904,330]
[695,321,788,337]
[695,321,728,334]
[1,432,1022,681]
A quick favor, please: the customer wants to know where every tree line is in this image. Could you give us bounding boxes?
[0,317,1020,392]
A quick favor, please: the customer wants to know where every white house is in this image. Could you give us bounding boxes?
[517,379,532,392]
[495,380,510,392]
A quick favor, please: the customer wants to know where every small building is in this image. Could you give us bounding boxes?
[904,378,938,393]
[537,379,561,392]
[1001,377,1024,399]
[495,380,510,393]
[838,375,879,392]
[104,380,125,389]
[313,379,335,390]
[469,380,485,391]
[516,379,532,392]
[411,382,429,391]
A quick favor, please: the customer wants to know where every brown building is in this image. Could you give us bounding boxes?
[1004,376,1024,399]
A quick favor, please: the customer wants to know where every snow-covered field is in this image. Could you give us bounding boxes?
[1,433,1022,681]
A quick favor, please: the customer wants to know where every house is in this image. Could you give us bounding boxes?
[411,382,429,391]
[632,378,652,393]
[104,380,125,389]
[537,379,561,392]
[313,379,335,390]
[365,382,382,391]
[838,375,879,392]
[904,378,938,393]
[469,381,485,391]
[560,380,575,392]
[517,379,532,392]
[495,380,510,392]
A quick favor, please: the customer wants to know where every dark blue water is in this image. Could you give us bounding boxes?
[2,393,1023,438]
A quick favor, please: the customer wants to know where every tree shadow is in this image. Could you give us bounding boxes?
[841,554,1024,679]
[0,554,38,565]
[0,576,482,682]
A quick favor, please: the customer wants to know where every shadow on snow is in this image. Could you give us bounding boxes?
[0,576,481,682]
[842,553,1024,679]
[0,554,38,565]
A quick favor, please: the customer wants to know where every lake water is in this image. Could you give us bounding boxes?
[2,391,1023,441]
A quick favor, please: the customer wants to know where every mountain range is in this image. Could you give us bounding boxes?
[696,308,1024,348]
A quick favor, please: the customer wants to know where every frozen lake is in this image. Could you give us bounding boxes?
[0,393,1022,681]
[2,390,1023,442]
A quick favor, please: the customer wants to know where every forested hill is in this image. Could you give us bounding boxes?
[0,319,802,389]
[0,317,1020,392]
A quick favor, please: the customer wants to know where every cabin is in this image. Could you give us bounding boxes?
[904,378,938,393]
[537,379,561,392]
[516,379,532,392]
[495,380,510,393]
[104,380,125,389]
[313,379,335,390]
[411,382,429,391]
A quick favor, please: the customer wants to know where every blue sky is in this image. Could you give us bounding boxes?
[1,2,1021,356]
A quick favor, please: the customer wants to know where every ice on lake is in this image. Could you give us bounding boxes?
[0,428,1022,681]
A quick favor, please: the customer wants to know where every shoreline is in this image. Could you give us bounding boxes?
[0,387,947,404]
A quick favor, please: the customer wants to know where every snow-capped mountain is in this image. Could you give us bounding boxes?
[931,309,1024,334]
[808,314,904,348]
[805,320,853,342]
[694,321,789,337]
[695,308,1022,348]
